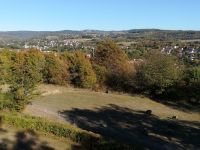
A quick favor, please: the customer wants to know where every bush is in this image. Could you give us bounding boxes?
[0,92,16,111]
[14,87,25,100]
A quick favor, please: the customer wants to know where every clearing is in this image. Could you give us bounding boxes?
[24,84,200,150]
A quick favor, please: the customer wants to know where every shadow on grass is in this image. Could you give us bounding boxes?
[60,104,200,150]
[0,129,55,150]
[160,100,200,113]
[148,87,200,113]
[151,96,200,113]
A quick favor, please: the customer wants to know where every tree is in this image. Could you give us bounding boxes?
[0,49,14,84]
[9,49,45,110]
[94,38,128,71]
[43,53,69,85]
[63,51,96,88]
[135,52,181,95]
[93,38,134,91]
[186,67,200,86]
[184,67,200,101]
[92,64,107,87]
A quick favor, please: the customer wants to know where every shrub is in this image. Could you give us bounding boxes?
[0,93,13,110]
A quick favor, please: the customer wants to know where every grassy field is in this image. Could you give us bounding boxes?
[25,84,200,122]
[0,125,84,150]
[23,84,200,150]
[0,112,136,150]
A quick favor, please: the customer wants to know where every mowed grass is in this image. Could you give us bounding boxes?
[25,84,200,122]
[23,84,200,150]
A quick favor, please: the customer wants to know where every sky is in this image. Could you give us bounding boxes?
[0,0,199,31]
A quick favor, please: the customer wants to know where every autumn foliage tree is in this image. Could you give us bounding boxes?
[63,51,96,88]
[9,49,45,110]
[0,49,14,84]
[93,38,134,91]
[43,53,69,85]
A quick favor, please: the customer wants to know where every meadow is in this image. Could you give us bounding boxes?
[22,84,200,150]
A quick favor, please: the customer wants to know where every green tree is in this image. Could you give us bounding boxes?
[184,67,200,101]
[0,49,14,84]
[63,51,96,88]
[136,52,181,94]
[186,67,200,86]
[92,64,107,87]
[43,53,69,85]
[10,50,45,98]
[9,49,45,110]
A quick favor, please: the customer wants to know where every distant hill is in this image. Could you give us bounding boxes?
[0,30,78,42]
[1,29,200,42]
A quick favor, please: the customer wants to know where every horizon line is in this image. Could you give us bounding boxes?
[1,28,200,32]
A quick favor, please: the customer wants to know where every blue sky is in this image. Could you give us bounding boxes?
[0,0,199,31]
